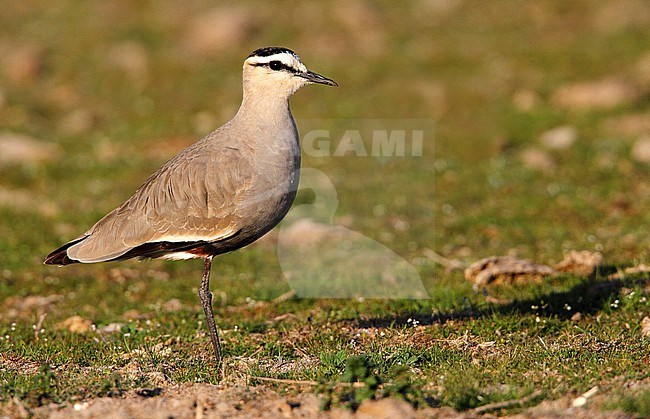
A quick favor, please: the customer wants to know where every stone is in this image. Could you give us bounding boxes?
[184,6,257,56]
[520,147,556,173]
[631,136,650,163]
[465,256,557,289]
[0,132,60,166]
[554,250,602,276]
[355,398,415,419]
[642,316,650,338]
[512,89,540,112]
[551,78,639,111]
[108,41,150,83]
[57,315,93,334]
[539,126,577,150]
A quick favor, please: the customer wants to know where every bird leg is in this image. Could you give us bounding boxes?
[199,255,222,366]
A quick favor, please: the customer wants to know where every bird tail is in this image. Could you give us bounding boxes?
[43,236,88,266]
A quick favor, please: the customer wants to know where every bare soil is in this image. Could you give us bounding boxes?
[0,383,632,419]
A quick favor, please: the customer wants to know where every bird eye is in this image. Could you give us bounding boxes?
[269,61,282,71]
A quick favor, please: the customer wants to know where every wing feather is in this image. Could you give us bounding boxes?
[66,139,254,263]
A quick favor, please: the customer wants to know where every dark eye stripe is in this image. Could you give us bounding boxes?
[252,61,298,74]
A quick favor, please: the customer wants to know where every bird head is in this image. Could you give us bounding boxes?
[243,47,337,97]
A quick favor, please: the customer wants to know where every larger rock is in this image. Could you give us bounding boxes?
[465,256,557,289]
[553,250,602,276]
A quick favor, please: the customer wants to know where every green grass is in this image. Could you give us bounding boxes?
[609,389,650,418]
[1,0,650,416]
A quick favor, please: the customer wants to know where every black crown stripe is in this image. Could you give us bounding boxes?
[248,46,298,59]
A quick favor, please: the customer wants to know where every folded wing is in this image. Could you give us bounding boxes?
[46,141,254,264]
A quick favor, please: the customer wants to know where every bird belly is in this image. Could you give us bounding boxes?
[226,145,300,249]
[160,251,201,260]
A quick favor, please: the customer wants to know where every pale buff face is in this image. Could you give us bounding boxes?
[243,49,337,97]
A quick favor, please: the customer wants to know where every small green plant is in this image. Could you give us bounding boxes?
[610,390,650,418]
[381,365,435,408]
[441,370,483,411]
[320,354,381,411]
[319,355,437,411]
[33,363,58,406]
[341,355,381,402]
[95,372,126,398]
